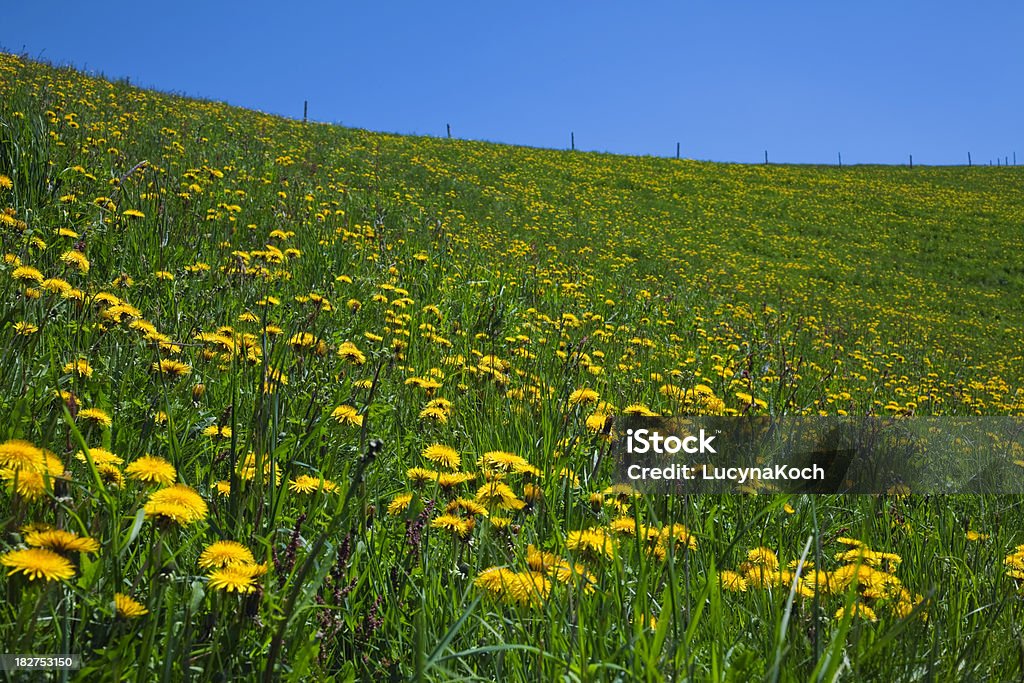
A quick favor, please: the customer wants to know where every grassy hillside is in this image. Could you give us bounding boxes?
[1,52,1023,681]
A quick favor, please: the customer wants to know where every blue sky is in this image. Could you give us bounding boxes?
[3,2,1021,165]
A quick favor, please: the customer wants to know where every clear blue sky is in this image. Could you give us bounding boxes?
[3,2,1021,165]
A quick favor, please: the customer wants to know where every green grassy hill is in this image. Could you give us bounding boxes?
[1,53,1023,681]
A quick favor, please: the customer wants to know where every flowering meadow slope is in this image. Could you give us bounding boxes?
[1,53,1024,680]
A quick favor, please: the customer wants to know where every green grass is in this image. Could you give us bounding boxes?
[1,52,1023,681]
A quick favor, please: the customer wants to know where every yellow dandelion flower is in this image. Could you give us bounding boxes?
[331,405,364,427]
[422,444,460,469]
[418,406,449,423]
[475,481,526,511]
[504,571,551,606]
[2,469,48,500]
[478,355,510,373]
[568,388,600,406]
[829,564,898,594]
[125,455,176,486]
[20,522,54,537]
[437,472,476,488]
[489,516,512,530]
[474,567,550,606]
[387,492,414,516]
[60,250,90,274]
[558,468,581,487]
[25,529,100,554]
[111,271,134,287]
[0,439,44,470]
[98,464,124,488]
[288,332,324,352]
[747,547,780,572]
[202,425,232,440]
[524,546,594,592]
[1,547,76,581]
[622,404,658,417]
[407,467,441,485]
[835,603,878,622]
[609,517,639,536]
[114,593,148,618]
[799,570,836,595]
[41,277,72,294]
[152,359,192,378]
[289,475,339,494]
[431,514,474,539]
[236,452,280,485]
[199,540,256,569]
[585,412,613,433]
[523,482,543,504]
[743,564,784,590]
[834,548,902,569]
[425,397,452,412]
[405,376,442,393]
[567,528,616,560]
[337,341,366,364]
[13,321,38,335]
[475,566,517,596]
[122,208,145,219]
[206,564,260,593]
[446,497,489,517]
[144,484,208,525]
[77,408,112,427]
[525,545,561,572]
[75,447,123,467]
[719,570,749,592]
[263,368,288,393]
[836,536,865,548]
[12,265,44,283]
[479,451,524,472]
[478,451,540,477]
[63,358,93,378]
[659,524,698,551]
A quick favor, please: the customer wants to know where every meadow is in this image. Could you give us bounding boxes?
[1,52,1024,681]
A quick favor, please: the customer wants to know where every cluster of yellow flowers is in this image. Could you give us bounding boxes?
[718,539,924,622]
[199,540,267,593]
